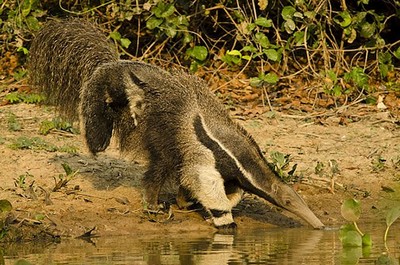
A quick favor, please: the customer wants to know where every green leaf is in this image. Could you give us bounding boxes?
[25,15,40,31]
[344,67,369,89]
[120,38,131,49]
[326,70,338,83]
[360,22,375,38]
[379,63,389,78]
[165,26,177,38]
[255,17,272,28]
[242,45,257,53]
[263,72,279,84]
[386,206,400,228]
[334,11,352,28]
[226,50,242,57]
[293,12,303,19]
[146,17,163,30]
[250,77,263,87]
[0,200,12,213]
[109,31,121,41]
[153,3,175,18]
[189,61,199,72]
[21,0,32,17]
[182,33,193,44]
[293,31,305,46]
[187,46,208,61]
[281,6,296,21]
[341,198,361,222]
[264,49,280,61]
[362,233,372,246]
[341,230,363,247]
[393,46,400,59]
[62,163,73,176]
[17,46,29,55]
[255,32,270,48]
[284,19,296,33]
[34,213,45,221]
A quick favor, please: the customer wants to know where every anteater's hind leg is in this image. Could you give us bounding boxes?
[181,164,236,231]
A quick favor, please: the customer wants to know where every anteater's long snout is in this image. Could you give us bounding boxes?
[268,183,324,229]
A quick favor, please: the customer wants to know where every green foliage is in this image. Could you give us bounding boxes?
[8,136,77,153]
[250,72,279,87]
[340,199,372,249]
[109,31,131,49]
[14,172,33,189]
[0,200,12,213]
[4,92,44,104]
[39,117,79,135]
[340,198,400,262]
[384,206,400,244]
[344,67,370,91]
[53,163,78,192]
[186,46,208,72]
[269,151,298,183]
[1,0,400,103]
[7,112,22,131]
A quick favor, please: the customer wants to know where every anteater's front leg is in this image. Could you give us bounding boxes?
[181,164,237,231]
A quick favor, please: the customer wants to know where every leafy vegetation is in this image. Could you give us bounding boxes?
[8,136,77,153]
[7,112,22,131]
[340,198,400,264]
[1,0,400,107]
[4,92,44,104]
[39,117,79,135]
[52,163,79,192]
[269,151,298,183]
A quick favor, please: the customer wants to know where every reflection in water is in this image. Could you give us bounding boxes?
[2,224,400,265]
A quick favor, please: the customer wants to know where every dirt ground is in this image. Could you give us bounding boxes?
[0,102,399,242]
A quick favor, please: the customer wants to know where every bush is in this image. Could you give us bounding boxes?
[1,0,400,103]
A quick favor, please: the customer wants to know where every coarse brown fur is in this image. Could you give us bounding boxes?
[29,19,324,231]
[29,19,118,120]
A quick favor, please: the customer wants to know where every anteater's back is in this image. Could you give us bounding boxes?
[29,19,118,120]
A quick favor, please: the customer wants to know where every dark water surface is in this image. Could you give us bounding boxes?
[2,223,400,265]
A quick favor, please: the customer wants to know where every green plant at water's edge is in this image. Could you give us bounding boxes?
[340,199,372,247]
[340,198,400,263]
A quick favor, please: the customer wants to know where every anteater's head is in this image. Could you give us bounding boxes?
[267,181,325,229]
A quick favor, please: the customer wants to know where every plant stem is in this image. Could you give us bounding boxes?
[384,225,390,252]
[353,221,364,236]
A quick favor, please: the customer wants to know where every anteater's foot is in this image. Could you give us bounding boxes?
[216,222,237,234]
[143,202,174,223]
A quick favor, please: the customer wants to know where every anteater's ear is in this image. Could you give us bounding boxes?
[79,70,115,155]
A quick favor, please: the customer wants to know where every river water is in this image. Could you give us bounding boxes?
[2,223,400,265]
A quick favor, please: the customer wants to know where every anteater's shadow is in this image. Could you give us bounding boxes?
[51,152,302,228]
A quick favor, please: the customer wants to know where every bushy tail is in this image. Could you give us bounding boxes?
[29,19,118,120]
